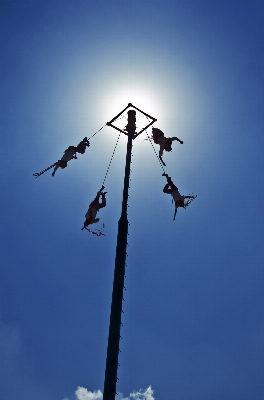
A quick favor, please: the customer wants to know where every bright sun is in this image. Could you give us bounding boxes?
[99,82,165,132]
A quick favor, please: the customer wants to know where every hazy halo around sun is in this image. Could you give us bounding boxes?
[63,55,209,173]
[96,72,205,137]
[100,84,163,127]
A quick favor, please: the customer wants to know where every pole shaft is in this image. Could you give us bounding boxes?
[103,129,133,400]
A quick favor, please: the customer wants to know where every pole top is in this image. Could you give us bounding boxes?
[107,103,157,139]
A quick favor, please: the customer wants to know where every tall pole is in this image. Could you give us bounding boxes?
[103,110,136,400]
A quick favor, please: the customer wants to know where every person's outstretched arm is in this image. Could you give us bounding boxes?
[159,155,166,166]
[172,137,184,144]
[159,146,166,166]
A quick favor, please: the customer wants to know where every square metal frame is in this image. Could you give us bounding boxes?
[106,103,157,139]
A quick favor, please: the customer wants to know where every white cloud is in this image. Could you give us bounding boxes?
[72,386,154,400]
[116,394,129,400]
[129,386,155,400]
[75,386,103,400]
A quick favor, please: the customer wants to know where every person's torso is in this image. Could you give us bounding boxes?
[158,136,168,146]
[171,190,184,203]
[61,149,76,162]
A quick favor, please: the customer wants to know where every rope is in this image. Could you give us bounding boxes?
[114,115,126,122]
[143,115,166,173]
[87,124,106,141]
[81,224,105,236]
[33,163,57,178]
[135,113,143,128]
[146,131,166,174]
[102,132,121,186]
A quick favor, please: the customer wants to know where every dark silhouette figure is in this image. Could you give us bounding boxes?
[52,137,90,176]
[162,174,196,219]
[152,127,183,166]
[82,186,107,230]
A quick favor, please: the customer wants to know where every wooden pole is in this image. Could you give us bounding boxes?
[103,110,136,400]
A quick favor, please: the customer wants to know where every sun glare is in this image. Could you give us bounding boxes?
[100,84,163,129]
[65,56,208,174]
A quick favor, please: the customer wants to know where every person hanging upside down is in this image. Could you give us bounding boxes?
[82,186,107,229]
[162,173,196,219]
[152,128,183,166]
[52,137,90,176]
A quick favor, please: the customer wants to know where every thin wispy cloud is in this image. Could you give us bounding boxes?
[64,386,155,400]
[128,386,155,400]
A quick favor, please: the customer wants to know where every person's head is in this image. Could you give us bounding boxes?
[152,127,164,137]
[82,137,89,145]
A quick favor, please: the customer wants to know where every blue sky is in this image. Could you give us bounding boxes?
[1,1,264,399]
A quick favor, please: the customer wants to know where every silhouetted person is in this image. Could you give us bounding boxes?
[152,127,183,166]
[52,137,90,176]
[162,174,196,219]
[82,186,107,229]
